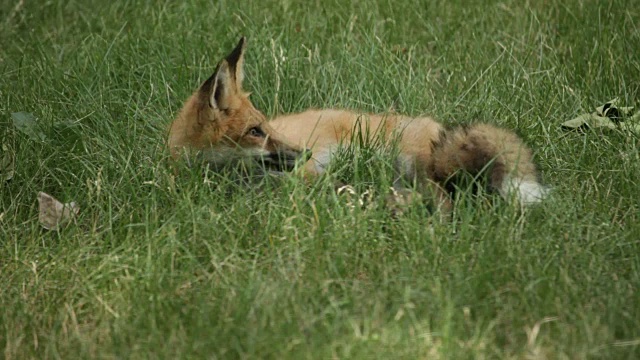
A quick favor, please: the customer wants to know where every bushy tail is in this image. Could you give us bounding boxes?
[428,124,547,205]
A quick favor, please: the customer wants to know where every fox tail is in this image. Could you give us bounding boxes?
[428,124,548,205]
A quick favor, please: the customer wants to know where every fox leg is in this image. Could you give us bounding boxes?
[390,155,453,217]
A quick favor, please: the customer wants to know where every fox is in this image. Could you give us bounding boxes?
[168,37,547,209]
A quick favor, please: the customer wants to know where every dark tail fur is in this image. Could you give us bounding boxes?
[428,123,547,204]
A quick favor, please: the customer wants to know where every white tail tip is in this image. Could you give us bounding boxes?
[500,177,549,205]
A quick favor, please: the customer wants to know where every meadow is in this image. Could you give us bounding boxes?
[1,0,639,358]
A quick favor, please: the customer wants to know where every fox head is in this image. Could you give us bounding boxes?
[168,37,309,173]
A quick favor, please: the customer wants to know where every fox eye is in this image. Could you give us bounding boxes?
[247,127,265,137]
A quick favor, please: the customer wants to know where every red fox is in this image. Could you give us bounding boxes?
[168,37,547,207]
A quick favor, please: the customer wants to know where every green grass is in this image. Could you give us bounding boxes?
[2,0,640,358]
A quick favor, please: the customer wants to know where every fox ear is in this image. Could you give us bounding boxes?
[199,60,233,110]
[224,36,247,91]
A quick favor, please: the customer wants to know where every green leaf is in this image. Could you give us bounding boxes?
[11,112,47,141]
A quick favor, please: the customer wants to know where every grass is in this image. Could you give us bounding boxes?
[1,0,639,358]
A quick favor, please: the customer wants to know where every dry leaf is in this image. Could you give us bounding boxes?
[562,99,640,134]
[336,184,375,210]
[386,187,423,217]
[1,144,14,182]
[595,98,634,120]
[336,184,360,210]
[561,113,618,131]
[38,192,79,230]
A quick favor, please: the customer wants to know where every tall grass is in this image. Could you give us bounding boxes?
[1,0,639,358]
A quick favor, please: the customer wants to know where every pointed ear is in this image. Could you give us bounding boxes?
[224,36,247,91]
[199,60,233,110]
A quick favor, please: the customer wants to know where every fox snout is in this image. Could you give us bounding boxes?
[262,147,312,172]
